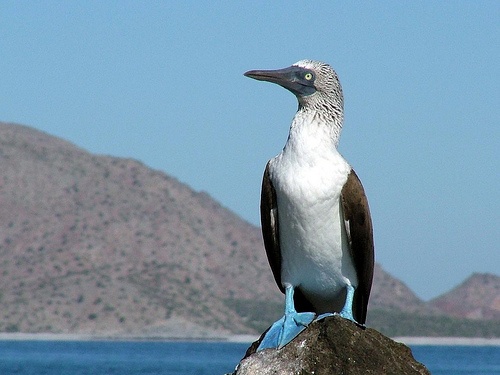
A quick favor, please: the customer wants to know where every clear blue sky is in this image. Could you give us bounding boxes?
[1,2,498,301]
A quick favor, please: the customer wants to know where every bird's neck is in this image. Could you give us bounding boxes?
[284,106,343,155]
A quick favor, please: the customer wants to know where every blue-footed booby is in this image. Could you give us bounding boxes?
[244,60,374,351]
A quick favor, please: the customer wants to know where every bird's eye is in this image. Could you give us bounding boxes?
[304,73,313,80]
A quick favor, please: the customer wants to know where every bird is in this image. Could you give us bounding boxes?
[244,60,374,351]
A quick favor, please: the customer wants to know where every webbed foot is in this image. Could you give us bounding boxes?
[257,310,315,350]
[316,284,364,327]
[257,284,315,351]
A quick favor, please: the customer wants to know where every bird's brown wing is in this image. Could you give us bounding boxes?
[260,162,283,293]
[341,169,375,324]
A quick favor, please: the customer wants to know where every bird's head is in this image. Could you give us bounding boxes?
[244,60,343,114]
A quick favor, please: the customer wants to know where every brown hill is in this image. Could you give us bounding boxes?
[0,122,496,337]
[0,122,278,335]
[429,273,500,320]
[368,264,438,316]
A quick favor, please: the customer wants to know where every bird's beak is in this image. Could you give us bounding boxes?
[245,66,297,84]
[244,66,299,84]
[244,66,315,97]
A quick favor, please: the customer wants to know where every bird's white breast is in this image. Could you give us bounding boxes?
[268,116,357,313]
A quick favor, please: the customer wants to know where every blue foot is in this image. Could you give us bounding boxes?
[257,310,315,350]
[339,283,356,321]
[257,285,315,351]
[316,284,361,324]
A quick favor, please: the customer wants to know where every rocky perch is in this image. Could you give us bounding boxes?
[229,316,429,375]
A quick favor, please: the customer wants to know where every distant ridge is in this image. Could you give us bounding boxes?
[0,122,275,335]
[429,273,500,320]
[0,122,497,337]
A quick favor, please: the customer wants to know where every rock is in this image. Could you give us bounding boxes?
[230,315,429,375]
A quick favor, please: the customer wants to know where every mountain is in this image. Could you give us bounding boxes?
[429,273,500,320]
[0,122,277,336]
[368,264,439,316]
[0,122,497,337]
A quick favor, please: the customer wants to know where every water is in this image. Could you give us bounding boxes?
[0,341,247,375]
[0,341,498,375]
[412,345,500,375]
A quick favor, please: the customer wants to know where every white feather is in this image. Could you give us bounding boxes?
[268,109,357,313]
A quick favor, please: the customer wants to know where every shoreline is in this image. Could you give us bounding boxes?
[393,336,500,347]
[0,333,499,346]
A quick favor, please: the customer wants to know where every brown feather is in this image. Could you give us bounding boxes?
[260,163,282,292]
[341,169,375,324]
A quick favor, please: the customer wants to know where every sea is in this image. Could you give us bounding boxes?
[0,340,498,375]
